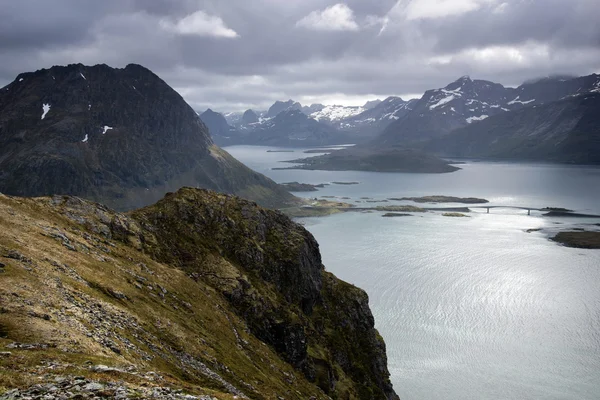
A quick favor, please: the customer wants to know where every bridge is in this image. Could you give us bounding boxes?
[469,206,543,215]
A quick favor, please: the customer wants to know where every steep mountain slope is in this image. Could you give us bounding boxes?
[425,93,600,164]
[199,109,243,146]
[0,188,399,399]
[0,63,297,211]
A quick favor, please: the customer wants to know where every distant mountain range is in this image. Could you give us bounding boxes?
[202,96,418,146]
[283,73,600,171]
[0,63,297,210]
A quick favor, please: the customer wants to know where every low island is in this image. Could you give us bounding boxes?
[280,181,327,192]
[280,147,460,173]
[551,231,600,249]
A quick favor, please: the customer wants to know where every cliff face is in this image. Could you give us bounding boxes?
[0,63,296,211]
[0,188,398,399]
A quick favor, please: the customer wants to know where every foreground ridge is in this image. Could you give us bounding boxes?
[0,188,398,399]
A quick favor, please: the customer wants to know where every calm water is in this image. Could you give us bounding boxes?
[227,145,600,400]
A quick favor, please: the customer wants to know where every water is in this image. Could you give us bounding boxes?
[226,145,600,400]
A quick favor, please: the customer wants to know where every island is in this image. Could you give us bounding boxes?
[279,147,460,173]
[551,231,600,249]
[382,213,413,217]
[280,181,327,192]
[442,212,471,217]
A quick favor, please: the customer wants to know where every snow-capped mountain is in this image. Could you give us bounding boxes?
[242,109,344,146]
[376,74,600,145]
[330,96,418,138]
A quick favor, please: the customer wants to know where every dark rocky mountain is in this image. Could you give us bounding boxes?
[0,63,297,210]
[266,99,302,118]
[199,108,243,146]
[0,187,399,399]
[242,108,259,124]
[244,109,345,146]
[425,93,600,164]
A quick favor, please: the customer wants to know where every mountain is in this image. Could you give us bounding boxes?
[302,103,326,114]
[0,188,399,399]
[241,108,259,124]
[425,93,600,164]
[335,97,418,138]
[287,74,600,172]
[199,108,243,146]
[364,99,383,110]
[244,109,345,146]
[0,63,297,211]
[266,99,302,118]
[375,76,511,145]
[377,74,600,146]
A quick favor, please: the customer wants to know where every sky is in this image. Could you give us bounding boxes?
[0,0,599,112]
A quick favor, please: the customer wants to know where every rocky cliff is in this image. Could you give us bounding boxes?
[0,63,297,211]
[0,188,399,399]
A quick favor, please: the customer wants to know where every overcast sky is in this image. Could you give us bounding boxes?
[1,0,599,112]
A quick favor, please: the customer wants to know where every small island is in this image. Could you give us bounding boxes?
[390,195,489,204]
[332,181,360,185]
[382,213,413,217]
[442,212,471,218]
[551,231,600,249]
[280,181,328,192]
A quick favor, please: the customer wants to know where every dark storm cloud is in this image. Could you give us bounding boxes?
[0,0,598,111]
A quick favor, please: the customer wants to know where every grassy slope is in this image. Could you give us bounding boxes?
[0,194,323,399]
[0,189,398,400]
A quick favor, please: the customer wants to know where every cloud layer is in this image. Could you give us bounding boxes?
[1,0,598,112]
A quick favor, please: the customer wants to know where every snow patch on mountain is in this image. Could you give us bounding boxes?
[466,115,489,124]
[429,95,455,110]
[311,105,364,122]
[41,103,51,120]
[508,96,535,105]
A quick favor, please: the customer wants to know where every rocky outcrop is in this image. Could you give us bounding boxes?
[0,188,399,399]
[0,63,297,211]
